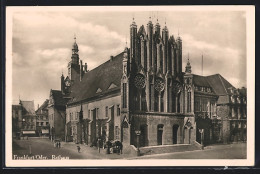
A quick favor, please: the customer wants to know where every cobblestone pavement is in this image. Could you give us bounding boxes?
[12,138,133,160]
[12,138,246,160]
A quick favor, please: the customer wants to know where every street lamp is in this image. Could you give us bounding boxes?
[199,128,204,150]
[135,130,141,156]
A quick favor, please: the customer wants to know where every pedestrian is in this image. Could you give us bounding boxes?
[77,146,81,153]
[59,142,61,148]
[97,138,101,153]
[54,142,56,148]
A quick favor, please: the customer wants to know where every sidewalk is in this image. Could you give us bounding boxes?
[131,142,247,159]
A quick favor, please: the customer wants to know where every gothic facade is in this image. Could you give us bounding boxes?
[121,19,196,147]
[58,18,246,149]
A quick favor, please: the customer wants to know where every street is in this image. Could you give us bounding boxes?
[12,138,133,159]
[133,143,247,159]
[12,138,246,160]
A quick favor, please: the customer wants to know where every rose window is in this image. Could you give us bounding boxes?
[155,78,165,92]
[134,74,146,89]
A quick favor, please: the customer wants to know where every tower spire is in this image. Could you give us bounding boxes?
[185,53,192,74]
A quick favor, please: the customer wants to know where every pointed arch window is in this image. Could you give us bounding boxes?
[123,83,127,108]
[187,88,191,113]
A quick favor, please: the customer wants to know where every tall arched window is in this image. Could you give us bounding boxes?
[123,83,127,108]
[187,88,191,113]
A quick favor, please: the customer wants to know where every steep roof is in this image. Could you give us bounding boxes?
[20,100,35,115]
[36,99,49,114]
[51,90,69,106]
[68,52,124,104]
[193,75,211,87]
[192,74,235,96]
[206,74,234,95]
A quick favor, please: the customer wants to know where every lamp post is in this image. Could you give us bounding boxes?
[22,118,29,140]
[199,128,204,150]
[135,130,141,156]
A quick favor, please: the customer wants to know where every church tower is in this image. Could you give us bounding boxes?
[68,36,80,83]
[183,55,194,114]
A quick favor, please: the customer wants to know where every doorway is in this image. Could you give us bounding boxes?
[140,124,148,147]
[157,124,164,145]
[172,124,179,144]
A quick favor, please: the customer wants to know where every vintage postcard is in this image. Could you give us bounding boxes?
[5,6,255,167]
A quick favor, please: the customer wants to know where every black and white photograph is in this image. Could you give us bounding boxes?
[5,6,255,167]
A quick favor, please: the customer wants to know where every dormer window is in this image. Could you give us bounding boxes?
[96,88,102,93]
[237,97,241,104]
[108,83,117,90]
[231,95,235,103]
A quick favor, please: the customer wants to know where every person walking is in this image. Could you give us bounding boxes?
[77,146,81,153]
[97,137,101,153]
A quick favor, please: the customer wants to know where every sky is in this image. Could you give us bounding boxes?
[9,7,247,109]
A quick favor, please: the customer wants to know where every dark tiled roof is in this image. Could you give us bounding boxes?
[36,99,49,114]
[193,74,235,96]
[206,74,234,95]
[20,100,35,115]
[51,90,69,106]
[68,52,124,104]
[193,75,211,87]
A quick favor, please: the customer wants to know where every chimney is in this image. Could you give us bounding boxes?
[110,56,114,62]
[84,63,88,73]
[80,60,83,81]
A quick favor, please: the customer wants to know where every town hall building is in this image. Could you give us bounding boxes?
[49,18,247,150]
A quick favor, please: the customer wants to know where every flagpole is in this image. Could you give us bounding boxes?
[202,54,203,76]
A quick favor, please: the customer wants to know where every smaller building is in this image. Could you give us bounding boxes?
[12,105,22,138]
[35,99,49,137]
[19,100,37,137]
[218,87,247,144]
[48,89,69,141]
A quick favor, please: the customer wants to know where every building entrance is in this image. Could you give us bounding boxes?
[140,124,148,147]
[172,124,179,144]
[157,124,164,145]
